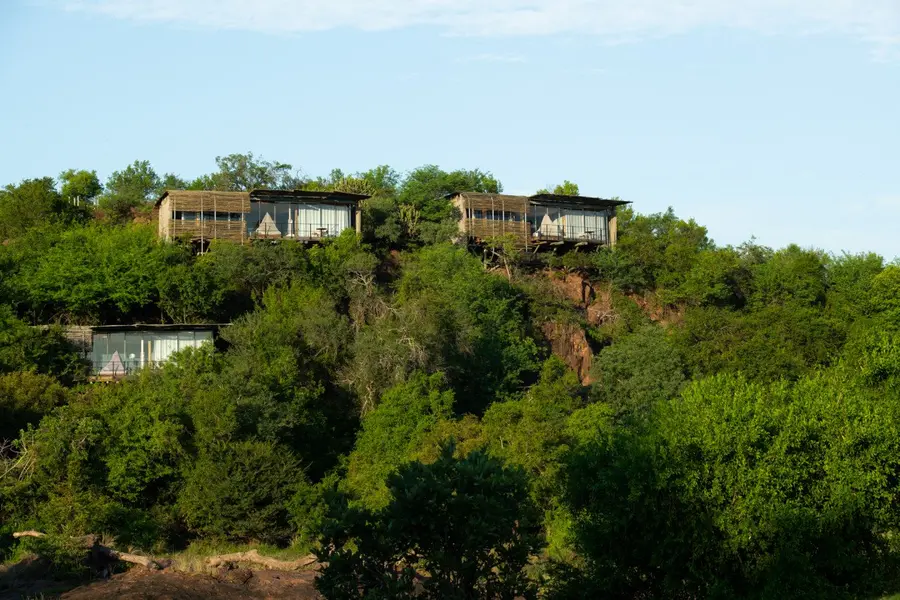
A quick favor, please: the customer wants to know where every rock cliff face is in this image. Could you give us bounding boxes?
[541,321,594,385]
[537,272,684,385]
[537,273,605,385]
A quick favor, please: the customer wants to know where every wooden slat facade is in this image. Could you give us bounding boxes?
[159,191,251,243]
[454,193,531,246]
[170,220,248,242]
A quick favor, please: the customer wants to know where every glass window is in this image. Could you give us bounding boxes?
[474,209,484,219]
[106,333,125,358]
[151,332,180,363]
[248,201,282,237]
[274,203,291,237]
[91,332,126,374]
[123,332,143,364]
[179,211,197,221]
[177,330,196,351]
[91,333,108,370]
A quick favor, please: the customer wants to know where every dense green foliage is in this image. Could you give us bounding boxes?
[317,445,544,600]
[1,154,899,597]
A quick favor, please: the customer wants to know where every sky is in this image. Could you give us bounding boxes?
[1,0,898,259]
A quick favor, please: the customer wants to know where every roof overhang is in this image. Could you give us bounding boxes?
[88,323,227,332]
[156,189,370,208]
[445,191,630,209]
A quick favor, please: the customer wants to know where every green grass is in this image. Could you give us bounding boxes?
[167,539,315,573]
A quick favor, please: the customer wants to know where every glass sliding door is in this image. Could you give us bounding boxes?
[319,204,350,237]
[295,204,351,238]
[296,204,320,239]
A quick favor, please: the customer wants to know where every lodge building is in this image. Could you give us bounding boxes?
[155,189,368,245]
[449,192,629,248]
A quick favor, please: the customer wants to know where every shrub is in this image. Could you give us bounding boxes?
[316,444,545,600]
[178,441,304,543]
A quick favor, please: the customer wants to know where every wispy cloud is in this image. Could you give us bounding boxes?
[874,196,900,213]
[58,0,900,51]
[458,53,527,64]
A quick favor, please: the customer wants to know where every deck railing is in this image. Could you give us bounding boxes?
[533,223,609,243]
[90,360,165,379]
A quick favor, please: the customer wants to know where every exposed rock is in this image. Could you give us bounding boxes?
[541,321,594,385]
[545,272,595,307]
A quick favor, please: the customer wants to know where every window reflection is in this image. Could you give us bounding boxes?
[91,330,214,378]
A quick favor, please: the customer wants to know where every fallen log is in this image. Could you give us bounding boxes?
[96,547,161,570]
[12,530,46,539]
[12,531,161,570]
[206,549,316,571]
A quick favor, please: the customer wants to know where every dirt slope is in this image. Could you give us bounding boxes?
[59,567,320,600]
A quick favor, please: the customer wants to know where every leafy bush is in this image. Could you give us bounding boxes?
[589,325,686,420]
[178,441,304,543]
[558,367,900,599]
[0,372,68,443]
[343,372,455,509]
[316,445,545,600]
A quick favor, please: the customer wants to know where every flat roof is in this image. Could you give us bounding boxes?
[250,189,370,201]
[87,324,226,332]
[447,191,630,209]
[156,189,370,207]
[529,193,630,208]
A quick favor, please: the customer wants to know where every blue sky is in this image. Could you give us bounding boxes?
[1,0,898,259]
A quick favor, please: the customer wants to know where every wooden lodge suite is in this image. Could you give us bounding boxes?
[155,189,368,245]
[448,192,629,249]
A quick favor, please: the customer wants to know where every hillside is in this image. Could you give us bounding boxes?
[2,157,900,599]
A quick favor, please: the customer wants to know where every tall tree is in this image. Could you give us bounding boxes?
[316,444,545,600]
[398,165,501,223]
[100,160,162,223]
[59,169,102,205]
[105,160,162,202]
[189,152,304,191]
[537,180,580,195]
[0,177,90,239]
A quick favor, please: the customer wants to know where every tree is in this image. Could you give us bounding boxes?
[399,165,501,220]
[675,302,844,382]
[100,160,162,223]
[668,246,750,307]
[0,372,68,443]
[344,373,455,509]
[316,444,545,600]
[537,180,580,196]
[0,306,87,385]
[589,324,686,421]
[870,265,900,324]
[0,177,89,239]
[59,169,102,205]
[749,244,828,308]
[615,207,713,292]
[189,152,303,191]
[557,368,900,599]
[178,440,303,543]
[480,358,592,557]
[10,224,184,324]
[825,252,884,321]
[218,282,356,478]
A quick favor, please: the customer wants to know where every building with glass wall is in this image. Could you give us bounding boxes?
[64,325,220,381]
[155,189,367,246]
[448,192,630,249]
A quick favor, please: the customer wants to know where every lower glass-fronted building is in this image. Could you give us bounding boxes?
[64,325,220,381]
